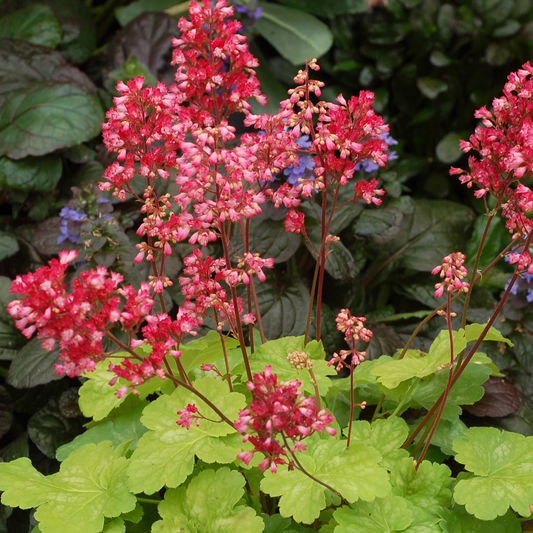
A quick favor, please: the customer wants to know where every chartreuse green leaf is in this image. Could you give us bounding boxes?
[152,467,263,532]
[438,506,521,532]
[408,363,492,420]
[79,333,235,420]
[246,336,332,396]
[347,417,410,471]
[464,323,512,345]
[391,458,451,509]
[334,495,413,532]
[261,437,390,524]
[56,401,148,461]
[337,458,453,533]
[0,442,136,533]
[372,330,467,389]
[78,359,165,421]
[371,323,508,390]
[128,378,246,494]
[453,427,533,519]
[102,519,125,533]
[179,329,239,374]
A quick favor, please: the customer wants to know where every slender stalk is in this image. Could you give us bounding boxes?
[219,221,253,381]
[460,209,497,329]
[390,377,421,418]
[106,333,234,426]
[346,354,356,447]
[165,372,235,427]
[281,433,346,503]
[136,497,161,505]
[308,367,321,410]
[214,308,233,392]
[415,291,454,467]
[249,276,266,344]
[241,219,266,344]
[410,410,437,458]
[403,240,531,450]
[304,259,320,345]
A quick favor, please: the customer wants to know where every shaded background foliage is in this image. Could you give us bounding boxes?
[0,0,532,530]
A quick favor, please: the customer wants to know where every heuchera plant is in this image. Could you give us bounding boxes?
[2,2,533,532]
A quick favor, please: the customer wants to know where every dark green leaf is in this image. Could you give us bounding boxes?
[493,19,520,37]
[28,398,84,458]
[436,132,463,164]
[42,0,96,63]
[0,233,18,261]
[275,0,367,17]
[417,77,448,99]
[353,208,404,244]
[0,5,61,48]
[115,0,180,27]
[0,39,97,108]
[430,51,452,67]
[104,12,178,89]
[235,218,301,263]
[0,155,62,192]
[254,277,310,339]
[31,217,63,256]
[0,81,103,159]
[0,385,14,440]
[465,213,508,270]
[7,337,63,388]
[389,198,475,272]
[0,434,29,462]
[255,2,333,65]
[486,43,510,66]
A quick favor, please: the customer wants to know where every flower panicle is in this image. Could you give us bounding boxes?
[235,365,336,473]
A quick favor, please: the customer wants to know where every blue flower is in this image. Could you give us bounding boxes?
[233,1,263,19]
[355,132,398,173]
[284,135,316,186]
[57,207,87,244]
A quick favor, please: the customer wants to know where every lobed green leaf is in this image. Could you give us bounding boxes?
[127,378,246,494]
[453,427,533,519]
[0,442,136,533]
[153,467,264,532]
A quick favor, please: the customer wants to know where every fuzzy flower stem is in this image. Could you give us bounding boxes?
[304,258,321,345]
[308,366,321,411]
[166,372,234,427]
[315,186,329,342]
[403,231,533,450]
[281,432,346,503]
[460,190,505,330]
[347,341,356,448]
[213,308,233,392]
[416,290,454,467]
[410,410,438,458]
[105,333,144,361]
[220,220,253,381]
[241,219,266,344]
[373,238,517,423]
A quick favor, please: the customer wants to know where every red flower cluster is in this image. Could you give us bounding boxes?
[8,251,151,377]
[451,63,533,268]
[235,366,336,473]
